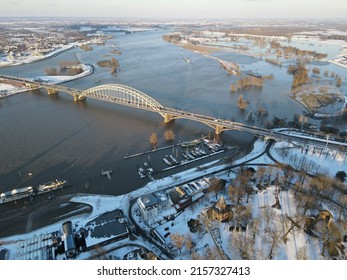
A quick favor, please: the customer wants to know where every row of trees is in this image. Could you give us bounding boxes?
[149,130,175,149]
[230,75,264,92]
[225,163,346,259]
[288,64,309,87]
[45,61,83,76]
[270,40,328,60]
[167,161,346,259]
[97,57,119,74]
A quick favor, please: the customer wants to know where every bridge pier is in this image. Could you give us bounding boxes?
[215,125,225,135]
[163,113,175,123]
[24,83,39,91]
[47,88,58,95]
[73,94,86,102]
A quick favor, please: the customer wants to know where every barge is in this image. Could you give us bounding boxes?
[0,179,71,204]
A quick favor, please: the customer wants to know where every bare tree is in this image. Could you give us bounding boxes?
[205,246,220,260]
[338,195,347,221]
[282,164,295,189]
[208,177,225,199]
[296,247,308,260]
[319,221,343,258]
[301,193,317,215]
[297,169,308,186]
[164,129,175,141]
[236,168,253,203]
[45,67,58,76]
[230,232,254,259]
[250,218,261,242]
[237,95,248,110]
[256,167,267,185]
[262,206,273,233]
[228,184,245,207]
[185,234,195,253]
[91,244,108,260]
[149,133,158,150]
[170,233,186,254]
[266,227,284,260]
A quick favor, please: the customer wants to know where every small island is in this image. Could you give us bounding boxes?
[97,57,120,74]
[291,84,347,118]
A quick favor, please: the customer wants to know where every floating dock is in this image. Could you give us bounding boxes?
[101,169,112,180]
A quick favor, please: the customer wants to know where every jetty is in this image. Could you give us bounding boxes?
[101,169,112,180]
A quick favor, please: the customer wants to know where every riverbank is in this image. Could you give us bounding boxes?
[0,64,94,99]
[31,63,94,84]
[328,43,347,69]
[290,83,346,119]
[0,138,261,240]
[0,44,76,69]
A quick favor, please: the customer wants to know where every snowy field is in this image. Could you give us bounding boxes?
[0,82,29,98]
[272,141,347,177]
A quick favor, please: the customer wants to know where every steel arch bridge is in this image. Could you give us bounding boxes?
[81,84,166,116]
[1,74,347,151]
[80,84,231,132]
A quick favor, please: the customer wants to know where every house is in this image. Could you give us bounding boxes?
[137,191,170,223]
[168,186,192,211]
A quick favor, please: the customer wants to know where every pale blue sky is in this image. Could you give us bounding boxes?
[1,0,346,18]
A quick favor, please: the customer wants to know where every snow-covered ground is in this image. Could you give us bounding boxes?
[0,83,29,98]
[1,139,346,260]
[272,140,347,177]
[0,44,76,68]
[30,63,93,84]
[329,45,347,69]
[0,63,93,99]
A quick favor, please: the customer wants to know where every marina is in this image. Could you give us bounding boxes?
[134,137,238,179]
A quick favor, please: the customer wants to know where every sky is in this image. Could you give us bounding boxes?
[1,0,346,19]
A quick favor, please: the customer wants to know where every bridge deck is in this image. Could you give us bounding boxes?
[1,74,346,152]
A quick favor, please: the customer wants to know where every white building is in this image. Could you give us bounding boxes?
[137,191,171,223]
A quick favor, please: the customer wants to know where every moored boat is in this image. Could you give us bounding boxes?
[0,179,71,205]
[181,139,201,147]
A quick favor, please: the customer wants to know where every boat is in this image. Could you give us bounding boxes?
[0,186,34,204]
[0,179,71,204]
[138,168,146,179]
[186,152,195,160]
[191,150,198,157]
[147,166,154,173]
[181,151,190,160]
[169,155,178,165]
[199,148,207,156]
[184,57,191,63]
[163,155,172,166]
[144,162,155,173]
[37,179,70,193]
[181,139,201,147]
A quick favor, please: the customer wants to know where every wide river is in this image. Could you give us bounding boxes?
[0,28,346,196]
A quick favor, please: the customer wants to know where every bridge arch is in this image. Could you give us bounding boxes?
[81,84,165,115]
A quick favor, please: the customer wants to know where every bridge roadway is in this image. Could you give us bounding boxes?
[159,106,347,151]
[1,74,346,152]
